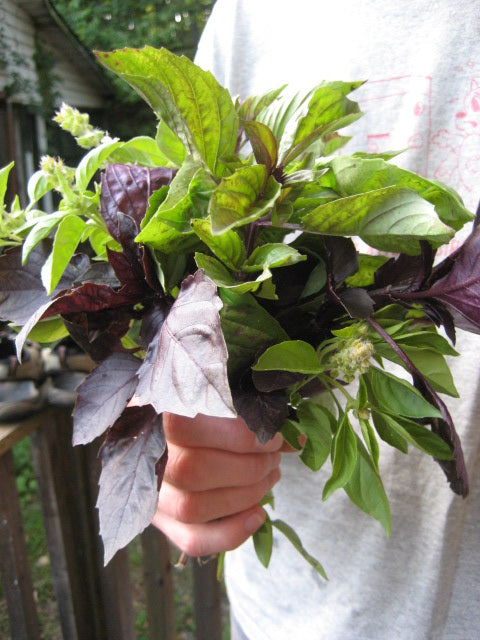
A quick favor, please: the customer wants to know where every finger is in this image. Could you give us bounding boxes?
[164,443,281,490]
[158,467,281,524]
[152,505,267,557]
[163,412,285,453]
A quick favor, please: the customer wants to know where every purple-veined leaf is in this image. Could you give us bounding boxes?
[97,405,167,565]
[233,389,289,444]
[419,222,480,333]
[62,310,131,362]
[15,281,138,357]
[72,352,141,445]
[0,243,89,326]
[135,270,236,418]
[100,164,174,241]
[139,302,167,348]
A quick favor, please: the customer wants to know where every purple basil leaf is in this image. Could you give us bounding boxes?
[97,405,166,565]
[15,281,137,356]
[75,262,120,288]
[135,270,236,418]
[0,243,89,325]
[100,164,175,241]
[373,253,429,292]
[338,287,375,319]
[419,222,480,333]
[233,389,289,444]
[252,370,305,393]
[140,302,167,348]
[62,310,131,362]
[72,352,141,445]
[324,236,358,286]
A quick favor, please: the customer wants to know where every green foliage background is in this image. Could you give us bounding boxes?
[52,1,215,136]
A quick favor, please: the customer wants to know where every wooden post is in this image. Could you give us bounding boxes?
[141,525,176,640]
[193,558,223,640]
[29,409,104,639]
[0,448,41,640]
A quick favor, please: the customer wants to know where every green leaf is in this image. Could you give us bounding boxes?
[253,515,273,568]
[296,401,334,471]
[25,316,69,343]
[156,120,187,167]
[363,367,442,419]
[27,170,55,205]
[75,139,123,192]
[253,340,322,374]
[300,260,327,298]
[209,165,281,234]
[237,86,285,121]
[345,254,389,287]
[195,252,274,296]
[97,47,238,175]
[219,289,288,376]
[372,410,452,459]
[191,218,246,270]
[243,243,306,272]
[281,419,304,450]
[109,136,173,167]
[243,120,278,173]
[329,155,473,231]
[374,343,459,397]
[281,81,363,165]
[322,413,357,500]
[22,213,64,264]
[271,519,327,580]
[41,215,87,294]
[394,330,459,356]
[344,436,391,536]
[302,186,454,255]
[371,409,409,453]
[0,162,14,207]
[359,418,380,471]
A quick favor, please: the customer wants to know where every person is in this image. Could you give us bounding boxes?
[153,1,480,638]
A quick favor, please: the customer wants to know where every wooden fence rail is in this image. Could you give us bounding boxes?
[0,409,223,640]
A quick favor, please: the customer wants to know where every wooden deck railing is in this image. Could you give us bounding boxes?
[0,408,224,640]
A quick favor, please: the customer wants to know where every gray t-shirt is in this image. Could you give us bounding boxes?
[195,2,480,638]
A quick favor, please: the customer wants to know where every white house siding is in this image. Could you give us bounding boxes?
[1,0,108,108]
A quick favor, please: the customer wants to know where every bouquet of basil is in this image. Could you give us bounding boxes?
[0,47,477,573]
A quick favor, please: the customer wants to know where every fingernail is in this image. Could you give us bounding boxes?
[255,432,283,451]
[245,510,266,534]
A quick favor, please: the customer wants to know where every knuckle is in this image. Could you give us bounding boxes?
[174,490,200,524]
[167,447,198,488]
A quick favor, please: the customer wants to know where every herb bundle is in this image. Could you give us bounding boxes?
[0,47,478,573]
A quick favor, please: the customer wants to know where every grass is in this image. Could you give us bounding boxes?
[0,437,230,639]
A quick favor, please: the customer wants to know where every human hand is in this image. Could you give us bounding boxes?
[152,412,288,557]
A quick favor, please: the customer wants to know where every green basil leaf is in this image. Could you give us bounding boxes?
[302,186,454,255]
[253,340,322,374]
[97,47,238,175]
[372,410,452,460]
[191,218,246,270]
[109,136,173,167]
[243,243,306,272]
[1,162,14,207]
[300,260,327,298]
[22,213,64,264]
[155,120,187,167]
[41,215,87,294]
[243,120,278,173]
[345,254,389,287]
[330,155,473,231]
[344,436,391,536]
[296,401,334,471]
[27,169,55,205]
[209,165,281,234]
[374,343,459,397]
[281,419,304,450]
[195,253,273,295]
[219,289,288,376]
[322,413,357,500]
[25,316,69,343]
[253,515,273,568]
[75,139,123,192]
[359,418,380,471]
[371,409,409,453]
[362,367,443,419]
[272,519,328,580]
